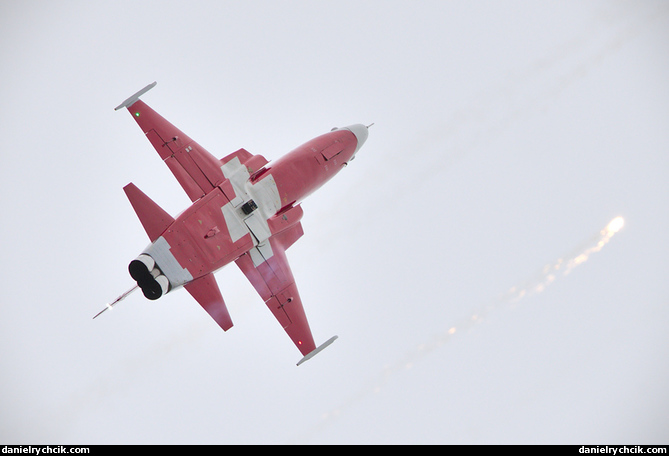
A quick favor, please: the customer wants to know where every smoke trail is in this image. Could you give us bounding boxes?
[503,216,624,303]
[295,216,625,443]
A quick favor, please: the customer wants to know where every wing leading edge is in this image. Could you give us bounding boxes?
[117,83,225,202]
[235,234,315,352]
[236,229,337,365]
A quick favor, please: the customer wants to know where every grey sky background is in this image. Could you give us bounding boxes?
[1,0,667,444]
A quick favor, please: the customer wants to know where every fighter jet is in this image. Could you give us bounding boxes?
[94,83,369,365]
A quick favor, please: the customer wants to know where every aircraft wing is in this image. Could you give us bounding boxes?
[235,227,336,364]
[116,83,226,202]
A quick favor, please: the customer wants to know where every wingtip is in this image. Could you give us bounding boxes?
[296,335,338,366]
[114,81,157,111]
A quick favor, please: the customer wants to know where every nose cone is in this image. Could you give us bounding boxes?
[344,124,369,153]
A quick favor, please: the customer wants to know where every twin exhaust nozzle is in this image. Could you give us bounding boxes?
[92,253,166,319]
[129,254,170,300]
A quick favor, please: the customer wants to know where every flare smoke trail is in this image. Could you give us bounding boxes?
[503,216,625,303]
[295,216,625,443]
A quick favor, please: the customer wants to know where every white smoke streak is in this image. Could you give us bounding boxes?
[504,216,624,303]
[295,216,625,443]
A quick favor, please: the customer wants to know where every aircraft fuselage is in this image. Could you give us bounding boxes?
[132,125,367,300]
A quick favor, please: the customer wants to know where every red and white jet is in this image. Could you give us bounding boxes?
[95,82,369,365]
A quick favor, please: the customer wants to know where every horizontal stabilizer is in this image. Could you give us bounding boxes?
[297,336,338,366]
[185,273,233,331]
[123,183,175,242]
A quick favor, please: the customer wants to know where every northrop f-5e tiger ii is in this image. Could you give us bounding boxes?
[94,82,370,365]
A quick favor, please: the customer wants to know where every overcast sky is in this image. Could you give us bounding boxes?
[1,0,668,444]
